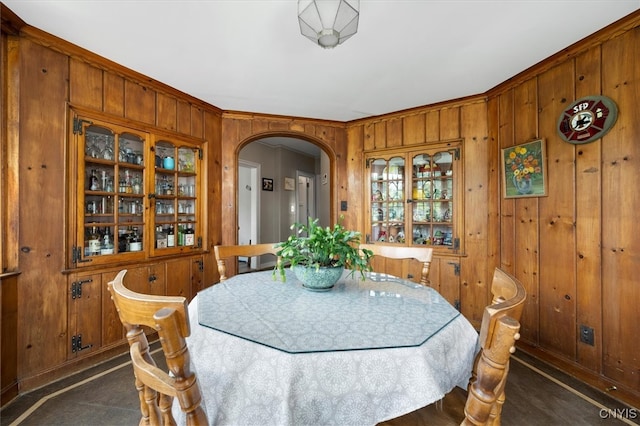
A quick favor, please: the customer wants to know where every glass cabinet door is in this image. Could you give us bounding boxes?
[411,150,455,247]
[78,122,147,266]
[151,139,201,255]
[365,143,461,252]
[369,156,406,243]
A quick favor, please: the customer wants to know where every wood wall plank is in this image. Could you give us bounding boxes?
[574,46,603,372]
[600,27,640,391]
[512,78,540,344]
[177,100,191,134]
[486,97,501,301]
[103,73,124,116]
[191,105,204,139]
[156,93,177,132]
[460,102,490,324]
[17,40,68,375]
[346,126,364,232]
[69,59,102,110]
[440,107,460,140]
[402,113,425,145]
[124,80,155,124]
[374,121,387,149]
[362,122,375,151]
[386,118,403,148]
[425,110,440,142]
[538,60,577,359]
[498,90,516,275]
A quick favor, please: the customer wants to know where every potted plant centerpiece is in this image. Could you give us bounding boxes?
[275,217,373,291]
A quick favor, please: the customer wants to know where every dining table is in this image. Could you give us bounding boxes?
[172,269,479,426]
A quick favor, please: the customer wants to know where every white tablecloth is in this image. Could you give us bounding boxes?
[174,272,478,426]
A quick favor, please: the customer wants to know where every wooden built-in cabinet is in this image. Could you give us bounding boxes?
[69,108,204,269]
[67,254,205,360]
[363,141,463,306]
[64,107,209,359]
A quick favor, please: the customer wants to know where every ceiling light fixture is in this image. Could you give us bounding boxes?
[298,0,359,49]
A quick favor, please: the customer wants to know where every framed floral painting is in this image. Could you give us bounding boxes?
[501,139,547,198]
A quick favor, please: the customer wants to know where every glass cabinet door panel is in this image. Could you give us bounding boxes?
[151,140,201,255]
[79,122,146,265]
[409,149,457,249]
[368,156,405,244]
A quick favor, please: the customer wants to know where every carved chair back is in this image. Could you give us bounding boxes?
[359,244,434,285]
[108,270,207,425]
[463,268,526,425]
[214,243,281,281]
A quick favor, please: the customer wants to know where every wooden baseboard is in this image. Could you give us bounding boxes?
[16,343,129,396]
[517,341,640,409]
[1,381,19,408]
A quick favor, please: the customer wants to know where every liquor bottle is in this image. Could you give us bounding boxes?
[184,224,195,246]
[88,226,101,256]
[167,225,175,247]
[129,227,142,251]
[155,225,167,249]
[89,169,100,191]
[102,228,114,254]
[177,224,184,246]
[118,228,129,252]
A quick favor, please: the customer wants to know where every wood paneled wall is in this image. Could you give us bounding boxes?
[342,12,640,402]
[490,20,640,398]
[2,4,639,406]
[1,26,222,390]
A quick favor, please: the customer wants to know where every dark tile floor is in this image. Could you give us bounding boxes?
[1,345,638,426]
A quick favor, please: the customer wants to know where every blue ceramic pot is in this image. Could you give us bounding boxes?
[293,265,344,292]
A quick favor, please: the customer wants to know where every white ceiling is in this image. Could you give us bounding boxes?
[4,1,639,124]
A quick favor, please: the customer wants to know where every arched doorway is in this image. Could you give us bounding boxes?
[236,135,332,271]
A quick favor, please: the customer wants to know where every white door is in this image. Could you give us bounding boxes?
[296,171,316,226]
[238,160,260,268]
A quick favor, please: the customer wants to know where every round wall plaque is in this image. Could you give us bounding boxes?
[557,95,617,144]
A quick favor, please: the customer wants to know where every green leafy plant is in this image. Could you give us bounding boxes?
[274,217,373,281]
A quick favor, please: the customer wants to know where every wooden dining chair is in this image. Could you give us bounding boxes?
[107,270,207,426]
[379,267,526,426]
[359,243,433,285]
[214,243,281,281]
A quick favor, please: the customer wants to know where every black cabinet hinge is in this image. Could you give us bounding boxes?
[448,262,460,276]
[71,334,92,353]
[72,246,92,265]
[73,117,93,135]
[454,299,461,311]
[198,148,203,160]
[454,147,460,160]
[194,259,204,272]
[453,238,460,252]
[197,237,203,248]
[71,278,92,299]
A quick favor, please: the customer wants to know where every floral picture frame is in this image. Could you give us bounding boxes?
[501,139,547,198]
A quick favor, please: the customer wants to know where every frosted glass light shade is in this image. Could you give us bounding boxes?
[298,0,359,48]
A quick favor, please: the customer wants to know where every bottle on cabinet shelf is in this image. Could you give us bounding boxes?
[102,229,114,255]
[89,169,100,191]
[184,224,195,246]
[155,225,167,249]
[129,227,142,252]
[88,226,101,256]
[167,225,175,247]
